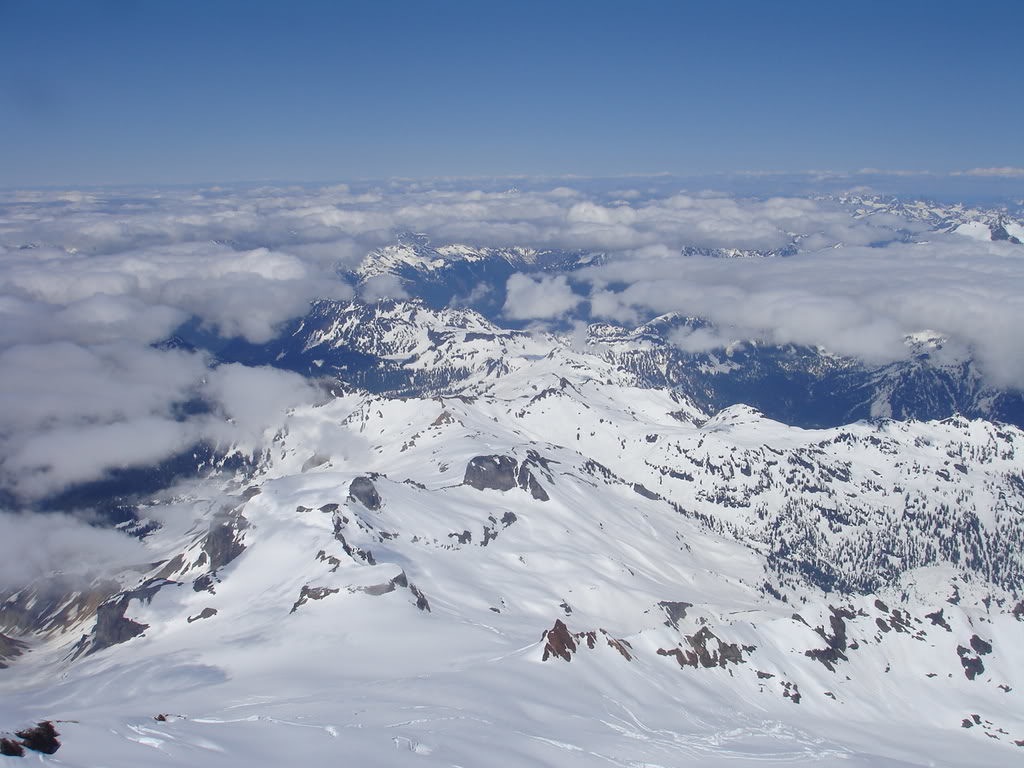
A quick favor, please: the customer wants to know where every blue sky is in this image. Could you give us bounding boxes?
[2,0,1022,186]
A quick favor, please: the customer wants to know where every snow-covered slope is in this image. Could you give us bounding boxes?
[2,348,1023,766]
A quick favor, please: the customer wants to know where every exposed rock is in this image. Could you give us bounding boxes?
[290,586,340,614]
[315,550,343,572]
[463,455,549,501]
[78,579,176,657]
[332,515,376,565]
[14,721,60,754]
[192,573,217,593]
[782,681,801,704]
[970,634,993,655]
[541,620,577,662]
[202,510,249,572]
[658,601,693,629]
[632,483,660,500]
[925,608,951,631]
[658,626,747,669]
[0,737,24,756]
[449,530,472,545]
[186,607,218,623]
[957,645,985,680]
[540,619,630,662]
[349,476,381,510]
[805,606,856,671]
[409,583,431,612]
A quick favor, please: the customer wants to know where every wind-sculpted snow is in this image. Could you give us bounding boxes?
[1,353,1023,766]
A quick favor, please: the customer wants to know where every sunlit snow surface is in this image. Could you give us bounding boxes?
[2,357,1022,766]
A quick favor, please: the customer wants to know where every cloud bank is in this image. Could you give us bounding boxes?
[0,179,1021,506]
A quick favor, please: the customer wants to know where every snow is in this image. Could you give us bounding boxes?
[2,343,1023,765]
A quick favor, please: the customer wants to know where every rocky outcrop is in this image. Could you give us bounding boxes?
[349,476,382,510]
[290,586,340,613]
[201,511,249,572]
[540,619,632,662]
[658,601,693,629]
[658,626,749,669]
[1,721,60,755]
[463,455,549,501]
[74,578,177,658]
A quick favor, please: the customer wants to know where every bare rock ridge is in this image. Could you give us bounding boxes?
[463,454,549,501]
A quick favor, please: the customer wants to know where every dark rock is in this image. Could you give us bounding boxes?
[540,620,630,662]
[332,515,375,565]
[541,620,578,662]
[360,572,413,597]
[186,607,218,623]
[659,601,693,628]
[465,455,518,492]
[349,476,381,510]
[192,573,217,593]
[202,511,249,572]
[0,738,24,756]
[15,721,60,754]
[449,530,472,545]
[970,634,993,655]
[632,483,660,500]
[290,586,340,613]
[315,550,343,572]
[782,681,801,704]
[806,606,856,671]
[659,626,747,669]
[409,583,430,612]
[463,455,549,501]
[957,645,985,680]
[925,608,951,631]
[605,633,633,661]
[81,578,175,657]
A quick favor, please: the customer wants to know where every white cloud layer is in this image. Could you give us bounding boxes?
[0,179,1021,506]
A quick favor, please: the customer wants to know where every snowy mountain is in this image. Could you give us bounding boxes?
[205,299,1024,430]
[350,233,603,315]
[839,194,1024,243]
[3,191,1024,766]
[2,301,1024,765]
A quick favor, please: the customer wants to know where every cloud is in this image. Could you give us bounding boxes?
[952,167,1024,178]
[503,274,582,320]
[0,178,1021,506]
[582,235,1024,386]
[201,364,322,445]
[360,273,409,302]
[0,511,149,590]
